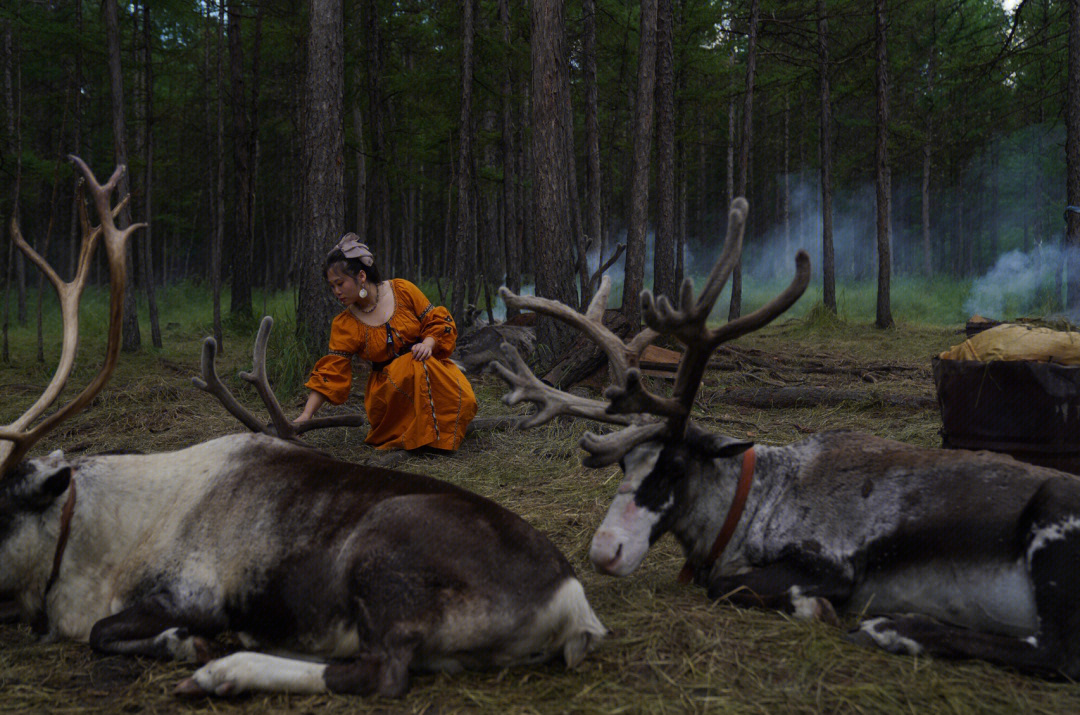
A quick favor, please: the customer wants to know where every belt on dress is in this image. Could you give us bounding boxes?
[370,342,418,372]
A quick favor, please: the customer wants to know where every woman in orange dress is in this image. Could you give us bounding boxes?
[295,234,477,451]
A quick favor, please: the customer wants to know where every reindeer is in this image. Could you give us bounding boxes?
[0,158,605,698]
[492,197,1080,679]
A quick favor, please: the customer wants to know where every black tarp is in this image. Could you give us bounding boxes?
[932,357,1080,474]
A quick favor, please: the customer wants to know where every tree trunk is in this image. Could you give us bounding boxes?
[730,0,759,321]
[250,2,263,302]
[583,0,602,280]
[366,0,389,269]
[296,0,345,355]
[531,0,578,368]
[228,0,253,321]
[68,0,83,286]
[103,0,141,351]
[697,115,706,244]
[782,93,790,257]
[921,28,935,279]
[140,2,162,348]
[818,0,835,312]
[352,62,367,243]
[213,0,226,351]
[874,0,893,328]
[1067,0,1080,308]
[622,0,657,328]
[451,0,476,322]
[500,0,521,317]
[653,0,675,301]
[727,46,735,214]
[3,13,20,361]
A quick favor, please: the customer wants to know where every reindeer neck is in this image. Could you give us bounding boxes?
[669,444,796,581]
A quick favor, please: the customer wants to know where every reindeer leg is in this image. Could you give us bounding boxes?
[324,628,422,697]
[846,614,1063,676]
[89,604,218,662]
[706,559,852,626]
[176,633,421,698]
[175,652,331,696]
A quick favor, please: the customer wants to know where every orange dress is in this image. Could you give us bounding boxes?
[305,279,478,451]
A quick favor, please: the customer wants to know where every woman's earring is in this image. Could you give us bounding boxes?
[359,286,368,299]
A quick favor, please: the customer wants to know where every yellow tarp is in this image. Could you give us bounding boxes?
[939,323,1080,364]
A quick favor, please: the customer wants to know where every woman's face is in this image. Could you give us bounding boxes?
[327,265,363,307]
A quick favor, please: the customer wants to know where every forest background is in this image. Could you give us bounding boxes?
[2,0,1078,376]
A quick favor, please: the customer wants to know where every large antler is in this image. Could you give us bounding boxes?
[493,198,811,467]
[192,315,365,443]
[0,157,143,478]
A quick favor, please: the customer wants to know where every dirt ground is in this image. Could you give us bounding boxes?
[3,318,1080,713]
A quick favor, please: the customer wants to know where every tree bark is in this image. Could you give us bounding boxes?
[583,0,602,283]
[103,0,141,351]
[228,0,253,321]
[622,0,657,328]
[782,93,790,257]
[140,2,162,348]
[3,13,20,360]
[352,62,367,244]
[874,0,893,328]
[921,23,935,279]
[499,0,520,317]
[531,0,578,367]
[1067,0,1080,308]
[366,0,390,272]
[730,0,759,322]
[451,0,476,322]
[818,0,835,312]
[653,0,676,301]
[296,0,345,356]
[213,0,226,351]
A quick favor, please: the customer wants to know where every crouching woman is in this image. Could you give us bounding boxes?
[296,234,477,452]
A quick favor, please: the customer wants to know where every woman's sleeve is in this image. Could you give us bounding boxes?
[303,317,355,405]
[404,281,459,358]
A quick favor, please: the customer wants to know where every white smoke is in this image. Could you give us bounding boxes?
[963,245,1076,321]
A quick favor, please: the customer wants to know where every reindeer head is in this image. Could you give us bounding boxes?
[492,199,810,576]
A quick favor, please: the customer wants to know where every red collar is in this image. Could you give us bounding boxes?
[44,480,77,599]
[677,447,755,585]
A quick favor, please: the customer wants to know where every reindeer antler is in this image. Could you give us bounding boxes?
[193,315,366,442]
[492,198,811,467]
[0,158,143,478]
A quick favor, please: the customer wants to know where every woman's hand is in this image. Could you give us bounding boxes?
[411,338,435,361]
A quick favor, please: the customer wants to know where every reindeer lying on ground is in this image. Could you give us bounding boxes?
[0,159,605,698]
[493,197,1080,679]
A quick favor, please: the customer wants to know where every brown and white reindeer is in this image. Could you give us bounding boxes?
[493,197,1080,679]
[0,158,605,698]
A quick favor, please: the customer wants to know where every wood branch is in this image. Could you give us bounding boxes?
[720,386,935,410]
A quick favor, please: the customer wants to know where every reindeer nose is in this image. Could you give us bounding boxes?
[590,531,623,574]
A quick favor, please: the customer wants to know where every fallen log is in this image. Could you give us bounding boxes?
[721,386,935,410]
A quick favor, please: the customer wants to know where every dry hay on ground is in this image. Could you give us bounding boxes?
[2,321,1080,713]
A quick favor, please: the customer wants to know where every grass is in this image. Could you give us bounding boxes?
[3,281,1080,713]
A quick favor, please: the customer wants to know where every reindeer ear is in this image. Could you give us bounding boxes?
[685,423,754,458]
[693,432,754,459]
[21,466,72,512]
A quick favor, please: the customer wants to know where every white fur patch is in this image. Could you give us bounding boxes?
[789,586,818,621]
[154,627,201,662]
[188,652,328,695]
[1027,516,1080,561]
[859,617,924,656]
